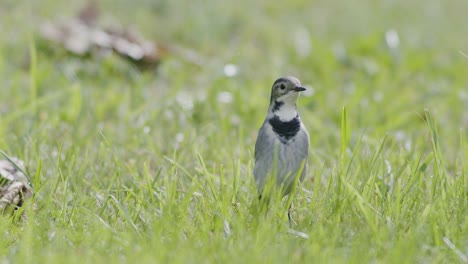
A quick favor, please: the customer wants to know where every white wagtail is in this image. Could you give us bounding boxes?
[253,76,309,222]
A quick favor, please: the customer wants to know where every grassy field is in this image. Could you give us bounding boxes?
[1,0,467,263]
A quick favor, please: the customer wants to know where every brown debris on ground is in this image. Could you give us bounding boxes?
[0,156,33,217]
[39,1,162,66]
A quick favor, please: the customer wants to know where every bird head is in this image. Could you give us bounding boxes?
[270,76,306,105]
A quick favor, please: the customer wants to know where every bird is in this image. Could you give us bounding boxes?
[253,76,310,223]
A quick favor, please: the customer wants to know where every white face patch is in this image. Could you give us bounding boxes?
[278,90,300,104]
[269,91,301,121]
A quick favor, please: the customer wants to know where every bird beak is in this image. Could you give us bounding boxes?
[294,86,307,92]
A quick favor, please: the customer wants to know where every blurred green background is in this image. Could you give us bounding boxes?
[2,0,468,167]
[0,0,467,263]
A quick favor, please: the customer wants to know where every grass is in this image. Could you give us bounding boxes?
[1,0,467,263]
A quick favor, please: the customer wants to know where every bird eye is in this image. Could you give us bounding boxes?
[280,84,286,90]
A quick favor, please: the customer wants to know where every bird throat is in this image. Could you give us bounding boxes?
[269,100,300,140]
[271,100,298,121]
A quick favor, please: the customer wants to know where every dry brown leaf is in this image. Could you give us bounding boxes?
[0,157,33,217]
[39,2,162,67]
[78,0,100,26]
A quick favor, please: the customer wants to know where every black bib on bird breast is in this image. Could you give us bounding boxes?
[268,115,300,140]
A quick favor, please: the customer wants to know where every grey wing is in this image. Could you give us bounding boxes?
[253,122,276,191]
[296,126,310,181]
